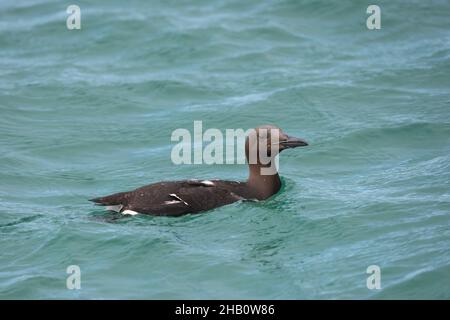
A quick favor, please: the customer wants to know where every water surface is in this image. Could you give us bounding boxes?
[0,0,449,299]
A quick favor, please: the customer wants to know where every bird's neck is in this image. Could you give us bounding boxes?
[247,164,281,200]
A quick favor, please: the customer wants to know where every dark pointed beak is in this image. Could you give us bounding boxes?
[280,135,309,148]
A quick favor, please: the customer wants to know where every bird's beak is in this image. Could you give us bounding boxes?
[280,135,309,148]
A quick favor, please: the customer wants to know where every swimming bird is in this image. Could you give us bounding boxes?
[90,125,308,216]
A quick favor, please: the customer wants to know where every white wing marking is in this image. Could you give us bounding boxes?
[169,193,189,206]
[122,209,139,216]
[164,200,182,205]
[200,180,214,186]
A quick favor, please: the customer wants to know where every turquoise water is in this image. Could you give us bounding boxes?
[1,0,450,299]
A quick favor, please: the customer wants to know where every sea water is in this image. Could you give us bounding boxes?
[0,0,449,299]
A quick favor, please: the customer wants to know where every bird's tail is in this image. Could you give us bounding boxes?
[89,192,128,206]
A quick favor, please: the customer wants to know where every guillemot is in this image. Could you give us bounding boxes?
[90,125,308,216]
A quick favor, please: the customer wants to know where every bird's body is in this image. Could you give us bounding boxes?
[90,125,307,216]
[91,179,256,216]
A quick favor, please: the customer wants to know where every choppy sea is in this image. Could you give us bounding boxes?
[0,0,449,299]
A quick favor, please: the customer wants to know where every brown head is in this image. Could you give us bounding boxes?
[245,124,308,167]
[244,125,308,198]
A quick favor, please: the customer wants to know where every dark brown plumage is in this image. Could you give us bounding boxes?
[90,125,308,216]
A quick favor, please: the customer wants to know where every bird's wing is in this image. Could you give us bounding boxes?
[90,180,244,216]
[175,186,243,213]
[125,184,242,216]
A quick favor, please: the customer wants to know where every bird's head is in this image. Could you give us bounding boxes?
[245,125,308,167]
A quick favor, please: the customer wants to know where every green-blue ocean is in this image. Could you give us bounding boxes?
[1,0,449,299]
